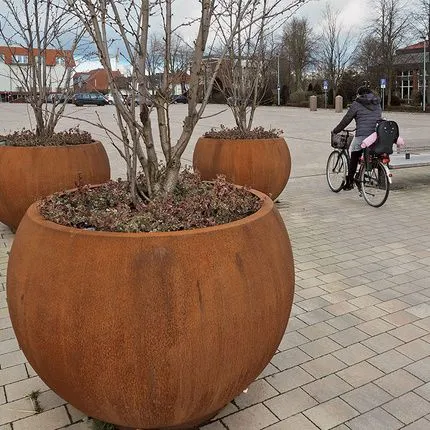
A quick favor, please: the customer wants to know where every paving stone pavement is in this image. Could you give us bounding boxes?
[1,104,430,429]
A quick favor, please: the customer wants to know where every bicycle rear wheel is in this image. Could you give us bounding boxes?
[359,160,389,207]
[326,150,348,193]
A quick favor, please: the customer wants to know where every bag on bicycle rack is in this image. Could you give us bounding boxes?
[368,120,399,155]
[331,131,353,149]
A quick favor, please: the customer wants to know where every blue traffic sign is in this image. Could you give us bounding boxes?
[323,80,328,90]
[380,78,386,89]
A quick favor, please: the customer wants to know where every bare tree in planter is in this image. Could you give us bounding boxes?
[0,0,84,137]
[210,0,310,132]
[68,0,280,202]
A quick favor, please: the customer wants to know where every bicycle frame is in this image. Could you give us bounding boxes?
[361,151,392,184]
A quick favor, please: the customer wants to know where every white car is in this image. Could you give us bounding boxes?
[104,94,115,105]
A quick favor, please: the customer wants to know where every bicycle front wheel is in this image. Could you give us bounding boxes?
[326,150,348,192]
[359,160,389,207]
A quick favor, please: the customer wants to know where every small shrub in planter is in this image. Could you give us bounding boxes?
[40,171,262,232]
[0,127,93,147]
[203,125,283,140]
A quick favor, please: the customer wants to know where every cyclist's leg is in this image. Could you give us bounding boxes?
[345,137,365,189]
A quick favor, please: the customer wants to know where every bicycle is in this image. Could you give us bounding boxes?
[326,128,392,208]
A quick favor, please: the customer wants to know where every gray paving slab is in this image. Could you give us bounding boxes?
[1,104,430,429]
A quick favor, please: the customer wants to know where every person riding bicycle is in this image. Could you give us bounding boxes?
[332,85,382,190]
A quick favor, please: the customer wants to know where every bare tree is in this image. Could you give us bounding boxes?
[413,0,430,39]
[211,0,311,132]
[281,17,316,92]
[0,0,84,137]
[145,33,192,95]
[368,0,410,105]
[352,35,384,88]
[68,0,275,203]
[317,4,356,104]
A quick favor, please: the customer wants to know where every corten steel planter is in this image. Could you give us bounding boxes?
[7,190,295,429]
[0,141,110,231]
[193,137,291,200]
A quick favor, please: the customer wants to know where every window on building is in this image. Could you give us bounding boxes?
[397,70,413,102]
[13,55,28,64]
[56,57,65,65]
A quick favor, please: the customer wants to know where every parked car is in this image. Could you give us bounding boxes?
[47,93,71,104]
[72,93,108,107]
[104,93,115,105]
[125,94,153,107]
[171,94,188,104]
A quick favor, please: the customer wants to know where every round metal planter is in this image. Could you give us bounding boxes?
[0,141,110,230]
[7,191,294,429]
[193,137,291,200]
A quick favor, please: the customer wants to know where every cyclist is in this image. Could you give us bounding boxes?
[332,85,382,190]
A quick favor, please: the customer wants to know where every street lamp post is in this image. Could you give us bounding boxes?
[424,39,427,112]
[277,52,280,106]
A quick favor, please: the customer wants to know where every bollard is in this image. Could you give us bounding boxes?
[309,95,317,111]
[335,95,343,113]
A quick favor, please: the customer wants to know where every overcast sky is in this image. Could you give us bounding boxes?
[299,0,372,31]
[75,0,374,72]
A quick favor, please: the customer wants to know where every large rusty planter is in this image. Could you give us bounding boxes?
[0,141,110,231]
[193,137,291,200]
[7,191,294,429]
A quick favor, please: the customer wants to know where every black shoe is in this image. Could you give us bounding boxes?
[343,180,353,191]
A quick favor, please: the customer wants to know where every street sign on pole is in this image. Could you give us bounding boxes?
[323,80,328,108]
[380,78,386,111]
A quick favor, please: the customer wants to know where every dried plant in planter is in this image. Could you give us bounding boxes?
[40,172,262,233]
[203,125,283,140]
[0,128,93,147]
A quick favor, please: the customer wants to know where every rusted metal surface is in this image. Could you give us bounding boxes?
[7,191,295,429]
[193,137,291,200]
[0,141,110,230]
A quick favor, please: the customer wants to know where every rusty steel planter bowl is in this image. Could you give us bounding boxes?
[193,137,291,200]
[7,191,294,429]
[0,141,110,231]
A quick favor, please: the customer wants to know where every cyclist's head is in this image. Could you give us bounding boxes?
[357,86,372,96]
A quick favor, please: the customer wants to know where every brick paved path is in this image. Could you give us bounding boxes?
[1,105,430,429]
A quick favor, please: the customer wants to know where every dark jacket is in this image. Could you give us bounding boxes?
[333,93,382,137]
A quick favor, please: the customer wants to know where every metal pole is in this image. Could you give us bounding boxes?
[382,88,385,112]
[424,39,427,112]
[277,53,280,106]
